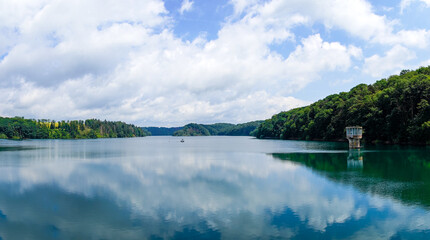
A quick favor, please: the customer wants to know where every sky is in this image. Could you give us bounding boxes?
[1,0,430,127]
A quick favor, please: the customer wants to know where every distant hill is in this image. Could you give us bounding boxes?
[173,121,263,136]
[143,127,183,136]
[173,123,211,136]
[254,66,430,145]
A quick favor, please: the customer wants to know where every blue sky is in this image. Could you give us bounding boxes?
[0,0,430,126]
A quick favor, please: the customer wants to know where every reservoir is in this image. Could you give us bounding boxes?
[0,136,429,239]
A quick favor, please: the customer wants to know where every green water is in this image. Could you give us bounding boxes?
[0,137,429,239]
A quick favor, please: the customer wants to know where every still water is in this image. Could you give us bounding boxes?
[0,136,429,239]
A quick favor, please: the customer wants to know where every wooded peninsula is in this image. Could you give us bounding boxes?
[171,121,262,136]
[0,117,149,140]
[254,66,430,145]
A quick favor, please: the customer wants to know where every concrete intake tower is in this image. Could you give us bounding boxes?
[346,126,363,149]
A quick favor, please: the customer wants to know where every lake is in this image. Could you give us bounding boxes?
[0,136,429,239]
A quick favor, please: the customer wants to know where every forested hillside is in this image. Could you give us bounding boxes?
[173,121,262,136]
[143,127,183,136]
[254,66,430,144]
[173,123,211,136]
[0,117,149,140]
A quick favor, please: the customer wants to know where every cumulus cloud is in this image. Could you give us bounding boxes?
[0,0,167,87]
[245,0,430,48]
[400,0,430,13]
[1,142,430,238]
[420,59,430,67]
[179,0,193,15]
[0,0,428,125]
[0,0,364,126]
[0,31,354,125]
[229,0,260,15]
[363,45,416,78]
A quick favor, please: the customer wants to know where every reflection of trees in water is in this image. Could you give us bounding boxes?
[0,146,39,152]
[272,149,430,208]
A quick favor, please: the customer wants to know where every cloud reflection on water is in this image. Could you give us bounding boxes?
[0,137,429,239]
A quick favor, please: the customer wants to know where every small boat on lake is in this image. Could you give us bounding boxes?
[180,139,184,143]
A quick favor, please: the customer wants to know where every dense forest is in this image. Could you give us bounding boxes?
[143,127,183,136]
[254,66,430,144]
[173,121,263,136]
[0,117,149,140]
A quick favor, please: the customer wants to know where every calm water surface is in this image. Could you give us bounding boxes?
[0,136,429,239]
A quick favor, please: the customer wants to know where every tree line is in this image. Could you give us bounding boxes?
[254,66,430,145]
[172,121,263,136]
[0,117,150,140]
[143,127,183,136]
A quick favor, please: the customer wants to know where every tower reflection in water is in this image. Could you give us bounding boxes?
[347,149,363,170]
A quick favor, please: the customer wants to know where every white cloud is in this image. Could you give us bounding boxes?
[0,0,167,86]
[420,59,430,67]
[179,0,193,15]
[363,45,416,78]
[0,32,354,125]
[229,0,259,15]
[0,78,309,126]
[240,0,430,48]
[1,144,430,238]
[382,6,394,12]
[0,0,429,125]
[281,34,359,90]
[379,29,430,48]
[400,0,430,13]
[0,0,363,126]
[239,0,385,41]
[329,78,353,87]
[401,0,413,12]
